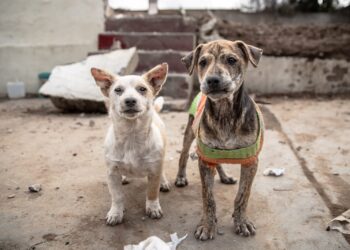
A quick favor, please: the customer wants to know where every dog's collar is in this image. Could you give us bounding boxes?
[189,92,264,167]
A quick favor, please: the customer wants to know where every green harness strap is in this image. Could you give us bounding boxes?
[189,93,264,160]
[188,93,202,116]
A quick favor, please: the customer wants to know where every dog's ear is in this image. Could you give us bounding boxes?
[143,63,168,95]
[181,44,203,75]
[236,41,263,67]
[90,68,115,97]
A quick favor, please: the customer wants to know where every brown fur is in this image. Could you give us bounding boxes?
[176,40,263,240]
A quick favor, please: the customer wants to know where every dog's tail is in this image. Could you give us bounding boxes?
[154,96,164,113]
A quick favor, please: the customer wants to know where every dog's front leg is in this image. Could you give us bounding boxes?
[106,166,124,225]
[195,159,217,240]
[146,173,163,219]
[175,115,195,187]
[232,161,258,236]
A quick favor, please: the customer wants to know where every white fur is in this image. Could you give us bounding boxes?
[154,96,164,113]
[101,73,169,225]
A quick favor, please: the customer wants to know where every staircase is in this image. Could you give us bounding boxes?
[98,15,197,110]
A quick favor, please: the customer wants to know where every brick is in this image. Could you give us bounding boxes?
[105,15,197,33]
[98,32,195,51]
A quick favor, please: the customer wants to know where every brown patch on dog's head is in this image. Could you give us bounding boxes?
[182,40,262,100]
[90,68,116,97]
[142,63,168,95]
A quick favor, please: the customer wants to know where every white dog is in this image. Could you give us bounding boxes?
[91,63,170,225]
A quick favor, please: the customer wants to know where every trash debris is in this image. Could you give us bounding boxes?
[189,152,198,161]
[263,168,285,177]
[326,209,350,234]
[7,194,16,199]
[124,233,187,250]
[39,48,138,113]
[7,81,26,99]
[28,184,41,192]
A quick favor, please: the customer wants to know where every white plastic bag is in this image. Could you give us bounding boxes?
[124,233,188,250]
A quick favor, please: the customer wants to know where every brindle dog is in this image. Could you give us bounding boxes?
[175,40,263,240]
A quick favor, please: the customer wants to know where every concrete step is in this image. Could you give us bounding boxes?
[163,98,188,111]
[134,72,192,99]
[105,15,197,33]
[136,50,188,73]
[88,49,189,74]
[98,32,195,51]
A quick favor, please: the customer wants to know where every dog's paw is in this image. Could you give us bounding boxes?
[160,181,170,192]
[122,176,130,185]
[220,176,237,185]
[146,199,163,219]
[174,176,188,187]
[234,218,256,237]
[106,207,123,226]
[194,223,216,241]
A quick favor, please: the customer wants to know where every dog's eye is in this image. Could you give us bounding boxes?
[199,59,207,68]
[114,87,123,94]
[138,86,147,93]
[227,57,236,65]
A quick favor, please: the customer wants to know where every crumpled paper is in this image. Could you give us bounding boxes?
[124,233,188,250]
[263,168,285,177]
[326,209,350,234]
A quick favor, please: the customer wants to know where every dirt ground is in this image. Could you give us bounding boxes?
[0,97,349,250]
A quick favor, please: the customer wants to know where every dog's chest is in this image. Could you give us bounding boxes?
[104,124,164,176]
[200,129,256,149]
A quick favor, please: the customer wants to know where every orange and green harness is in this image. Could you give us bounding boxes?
[189,93,264,168]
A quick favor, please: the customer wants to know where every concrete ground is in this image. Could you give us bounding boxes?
[0,97,349,250]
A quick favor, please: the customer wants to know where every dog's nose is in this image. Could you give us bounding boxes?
[206,76,221,89]
[124,98,137,107]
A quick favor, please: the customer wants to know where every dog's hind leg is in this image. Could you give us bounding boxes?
[232,161,258,237]
[106,166,124,226]
[160,171,170,192]
[146,173,163,219]
[194,159,217,241]
[175,115,195,187]
[217,165,237,185]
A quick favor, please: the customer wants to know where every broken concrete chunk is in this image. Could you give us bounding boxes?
[28,184,41,192]
[39,48,138,112]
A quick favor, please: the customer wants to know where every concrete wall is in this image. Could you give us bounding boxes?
[0,0,104,97]
[246,56,350,95]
